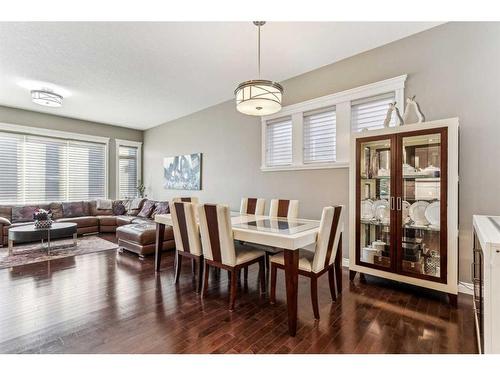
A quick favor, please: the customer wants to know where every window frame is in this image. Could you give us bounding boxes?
[261,75,406,172]
[115,138,142,200]
[0,122,109,202]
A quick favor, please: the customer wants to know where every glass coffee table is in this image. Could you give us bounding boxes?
[8,222,78,256]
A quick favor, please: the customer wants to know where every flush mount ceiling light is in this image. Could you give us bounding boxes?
[234,21,283,116]
[31,89,63,107]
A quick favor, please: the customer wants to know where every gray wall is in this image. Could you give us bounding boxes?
[144,22,500,283]
[0,105,143,199]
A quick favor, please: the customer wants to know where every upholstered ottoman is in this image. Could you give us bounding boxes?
[116,223,175,259]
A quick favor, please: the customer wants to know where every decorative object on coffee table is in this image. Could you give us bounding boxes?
[33,208,53,229]
[8,222,77,256]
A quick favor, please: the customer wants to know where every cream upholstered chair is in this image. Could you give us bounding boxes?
[263,199,300,268]
[172,197,199,204]
[270,205,344,320]
[170,201,204,292]
[198,203,266,311]
[269,199,299,219]
[240,198,266,216]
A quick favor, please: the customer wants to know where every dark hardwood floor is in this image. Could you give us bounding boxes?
[0,234,477,354]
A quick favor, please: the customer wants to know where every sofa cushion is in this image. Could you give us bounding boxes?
[151,201,169,219]
[0,206,12,222]
[62,201,88,218]
[89,200,113,216]
[97,215,117,226]
[0,217,11,226]
[116,215,135,226]
[137,200,156,218]
[57,216,98,227]
[12,205,48,223]
[124,198,146,216]
[131,217,154,225]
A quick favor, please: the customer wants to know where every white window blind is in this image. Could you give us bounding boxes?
[0,131,107,204]
[351,92,396,132]
[118,145,139,199]
[265,116,293,167]
[303,106,336,163]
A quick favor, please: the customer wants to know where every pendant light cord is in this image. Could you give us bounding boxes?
[257,23,261,78]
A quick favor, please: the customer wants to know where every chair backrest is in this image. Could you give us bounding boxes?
[172,197,199,204]
[311,205,344,273]
[269,199,299,219]
[198,204,237,266]
[240,198,266,215]
[170,201,202,256]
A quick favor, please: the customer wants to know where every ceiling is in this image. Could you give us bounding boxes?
[0,22,441,130]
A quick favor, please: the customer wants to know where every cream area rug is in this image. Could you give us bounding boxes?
[0,235,119,269]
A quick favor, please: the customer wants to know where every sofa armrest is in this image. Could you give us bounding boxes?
[0,217,11,226]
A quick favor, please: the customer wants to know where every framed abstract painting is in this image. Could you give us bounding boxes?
[163,153,202,190]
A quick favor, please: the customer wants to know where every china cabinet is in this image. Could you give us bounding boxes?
[349,118,459,304]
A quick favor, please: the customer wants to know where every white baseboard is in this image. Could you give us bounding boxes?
[342,257,474,296]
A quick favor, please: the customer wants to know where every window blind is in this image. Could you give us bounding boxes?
[265,116,293,167]
[351,92,396,132]
[0,131,107,204]
[118,145,138,199]
[303,106,336,163]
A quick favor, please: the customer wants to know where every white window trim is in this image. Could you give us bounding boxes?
[115,138,142,199]
[0,122,110,198]
[261,75,406,172]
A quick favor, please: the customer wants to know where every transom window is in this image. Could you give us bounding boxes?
[261,75,406,171]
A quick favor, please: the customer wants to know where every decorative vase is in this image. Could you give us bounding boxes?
[34,219,53,229]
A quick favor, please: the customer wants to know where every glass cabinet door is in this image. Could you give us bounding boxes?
[357,136,395,270]
[398,130,446,281]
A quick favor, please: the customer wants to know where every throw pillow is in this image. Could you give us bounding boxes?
[151,201,169,219]
[62,201,86,218]
[112,201,126,216]
[137,200,156,218]
[12,206,39,223]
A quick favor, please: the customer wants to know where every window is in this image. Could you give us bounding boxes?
[0,131,107,204]
[261,75,406,171]
[116,139,142,200]
[351,92,396,132]
[265,116,292,167]
[303,106,336,163]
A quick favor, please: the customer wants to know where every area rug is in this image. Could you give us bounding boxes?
[0,235,119,269]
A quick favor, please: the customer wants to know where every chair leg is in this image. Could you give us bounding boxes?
[191,258,196,276]
[196,257,204,294]
[258,258,266,294]
[265,252,270,272]
[328,266,338,301]
[270,263,277,304]
[244,266,249,281]
[229,269,238,311]
[311,276,320,320]
[202,262,210,297]
[174,252,182,284]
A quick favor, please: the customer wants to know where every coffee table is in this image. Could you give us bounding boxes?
[8,222,78,256]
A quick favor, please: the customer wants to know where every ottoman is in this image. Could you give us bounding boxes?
[116,222,175,259]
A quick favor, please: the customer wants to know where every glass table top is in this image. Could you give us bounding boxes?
[232,217,319,235]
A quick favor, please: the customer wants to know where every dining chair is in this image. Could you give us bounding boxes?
[269,199,299,219]
[262,199,300,268]
[172,197,199,204]
[240,197,266,215]
[197,203,266,311]
[170,201,204,293]
[270,205,344,320]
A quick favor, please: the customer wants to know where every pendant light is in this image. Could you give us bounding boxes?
[234,21,283,116]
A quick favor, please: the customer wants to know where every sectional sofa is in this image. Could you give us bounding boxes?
[0,198,175,258]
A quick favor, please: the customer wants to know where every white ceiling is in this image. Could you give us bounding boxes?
[0,22,441,130]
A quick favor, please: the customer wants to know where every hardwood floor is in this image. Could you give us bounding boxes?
[0,235,477,354]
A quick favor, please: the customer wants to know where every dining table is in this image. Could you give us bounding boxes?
[154,212,343,337]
